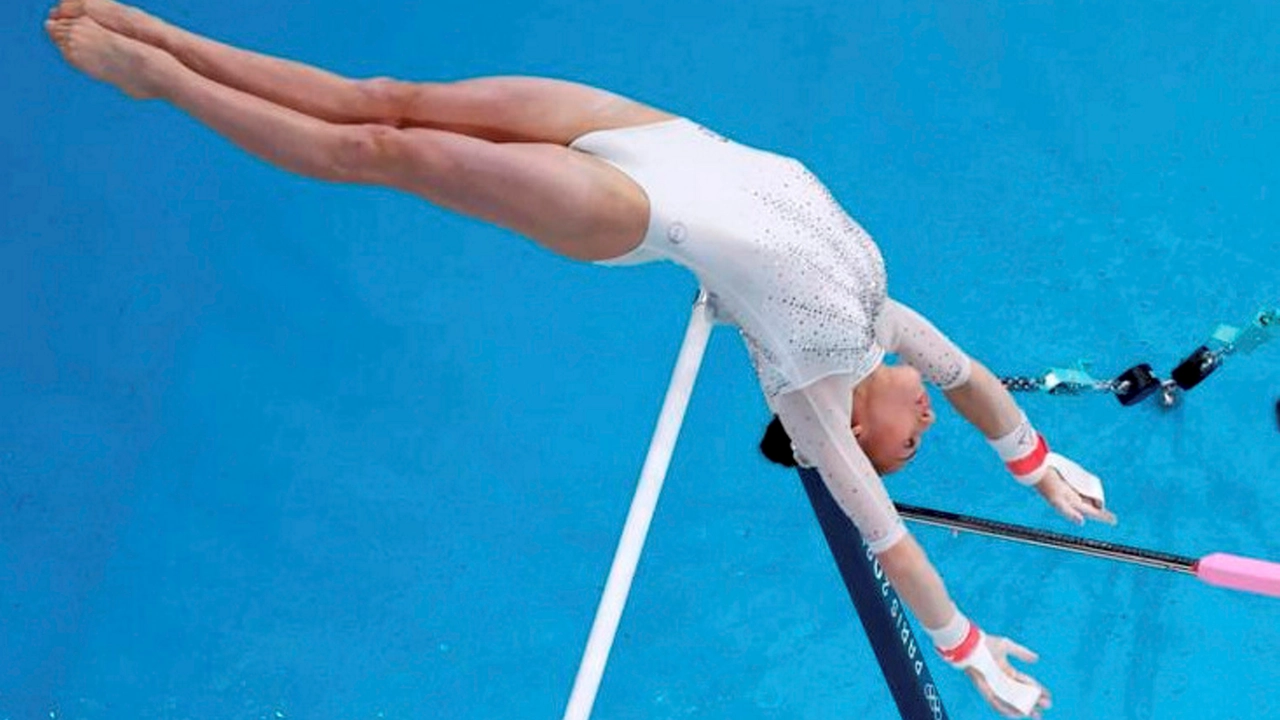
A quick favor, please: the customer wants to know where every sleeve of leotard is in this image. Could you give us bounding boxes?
[875,299,973,391]
[770,373,908,553]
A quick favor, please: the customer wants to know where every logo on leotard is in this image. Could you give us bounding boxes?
[666,222,688,244]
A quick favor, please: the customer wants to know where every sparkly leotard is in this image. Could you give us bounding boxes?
[574,119,888,396]
[571,118,971,552]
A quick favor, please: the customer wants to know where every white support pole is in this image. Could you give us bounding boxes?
[562,292,715,720]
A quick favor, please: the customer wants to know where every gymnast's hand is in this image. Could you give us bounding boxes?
[934,613,1052,719]
[1034,453,1117,526]
[965,634,1053,719]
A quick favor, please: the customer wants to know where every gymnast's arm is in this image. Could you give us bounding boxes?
[874,298,1021,438]
[877,298,1116,525]
[769,373,958,629]
[772,367,1050,717]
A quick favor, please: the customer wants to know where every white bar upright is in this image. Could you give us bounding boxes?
[562,291,715,720]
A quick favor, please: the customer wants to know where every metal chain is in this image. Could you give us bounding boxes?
[1001,375,1125,396]
[999,305,1277,402]
[1000,376,1046,393]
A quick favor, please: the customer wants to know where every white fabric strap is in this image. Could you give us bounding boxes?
[961,641,1044,716]
[925,612,1042,718]
[1045,452,1107,505]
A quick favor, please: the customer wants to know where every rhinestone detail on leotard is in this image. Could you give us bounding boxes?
[713,160,888,396]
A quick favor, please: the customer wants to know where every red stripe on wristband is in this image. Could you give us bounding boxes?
[937,621,983,664]
[1005,433,1049,478]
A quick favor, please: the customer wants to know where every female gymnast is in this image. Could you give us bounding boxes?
[46,3,1118,715]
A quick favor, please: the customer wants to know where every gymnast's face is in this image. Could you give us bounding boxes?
[853,364,936,475]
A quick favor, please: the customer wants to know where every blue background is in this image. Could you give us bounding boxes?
[3,0,1278,718]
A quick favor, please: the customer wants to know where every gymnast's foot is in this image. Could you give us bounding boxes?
[45,17,167,100]
[49,0,173,52]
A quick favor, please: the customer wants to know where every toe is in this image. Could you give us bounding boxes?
[51,0,80,20]
[57,20,77,46]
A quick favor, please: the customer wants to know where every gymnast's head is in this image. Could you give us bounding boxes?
[759,363,936,475]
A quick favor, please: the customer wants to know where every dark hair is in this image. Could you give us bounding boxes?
[758,415,798,467]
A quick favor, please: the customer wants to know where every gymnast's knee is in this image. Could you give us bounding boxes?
[356,77,419,127]
[326,124,421,184]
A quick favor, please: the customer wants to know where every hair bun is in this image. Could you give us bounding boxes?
[759,415,798,468]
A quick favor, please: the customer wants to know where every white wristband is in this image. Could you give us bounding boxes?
[988,410,1051,485]
[923,608,970,651]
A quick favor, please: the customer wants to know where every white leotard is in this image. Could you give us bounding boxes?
[571,119,971,552]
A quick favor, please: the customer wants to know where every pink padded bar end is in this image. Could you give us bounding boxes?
[1196,553,1280,598]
